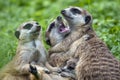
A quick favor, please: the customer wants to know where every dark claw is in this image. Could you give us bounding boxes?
[60,72,76,80]
[29,64,37,74]
[60,72,68,77]
[29,64,39,79]
[61,68,70,72]
[44,69,51,74]
[57,69,62,73]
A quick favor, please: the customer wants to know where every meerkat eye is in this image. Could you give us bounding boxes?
[23,23,33,29]
[70,8,81,14]
[48,22,55,32]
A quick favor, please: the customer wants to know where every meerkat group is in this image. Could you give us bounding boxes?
[47,6,120,80]
[0,6,120,80]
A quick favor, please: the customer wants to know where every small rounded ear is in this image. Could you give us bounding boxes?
[45,32,51,46]
[15,31,20,39]
[85,15,91,24]
[45,37,51,46]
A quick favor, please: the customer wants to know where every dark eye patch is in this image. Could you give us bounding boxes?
[70,8,81,14]
[48,22,55,32]
[23,23,33,29]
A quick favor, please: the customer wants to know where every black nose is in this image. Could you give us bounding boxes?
[61,10,66,14]
[57,16,62,20]
[36,22,39,25]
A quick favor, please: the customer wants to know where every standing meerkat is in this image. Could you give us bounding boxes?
[49,6,120,80]
[0,21,49,80]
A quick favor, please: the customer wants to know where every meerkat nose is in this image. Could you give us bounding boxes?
[35,22,39,25]
[57,16,62,21]
[61,10,66,14]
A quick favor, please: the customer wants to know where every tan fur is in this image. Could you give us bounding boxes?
[0,21,48,80]
[48,7,120,80]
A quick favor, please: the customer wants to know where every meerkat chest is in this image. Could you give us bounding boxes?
[34,40,47,63]
[22,40,46,63]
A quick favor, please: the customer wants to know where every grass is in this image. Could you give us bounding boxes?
[0,0,120,68]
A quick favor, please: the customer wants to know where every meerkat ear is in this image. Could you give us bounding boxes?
[15,31,20,39]
[85,15,91,24]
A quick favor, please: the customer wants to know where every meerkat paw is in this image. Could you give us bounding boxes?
[29,64,37,75]
[29,64,40,79]
[56,68,63,73]
[43,68,51,74]
[60,72,75,80]
[83,34,90,41]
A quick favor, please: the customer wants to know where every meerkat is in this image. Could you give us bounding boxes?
[45,16,71,67]
[0,21,49,80]
[49,6,120,80]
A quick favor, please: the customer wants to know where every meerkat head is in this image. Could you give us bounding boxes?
[15,21,41,42]
[61,7,92,29]
[45,16,70,46]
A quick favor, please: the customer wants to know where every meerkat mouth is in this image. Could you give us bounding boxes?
[63,14,73,20]
[61,12,73,19]
[56,16,70,33]
[59,22,70,33]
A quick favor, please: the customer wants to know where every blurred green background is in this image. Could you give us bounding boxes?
[0,0,120,68]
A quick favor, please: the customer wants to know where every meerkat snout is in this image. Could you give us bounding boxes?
[61,10,66,15]
[57,16,62,21]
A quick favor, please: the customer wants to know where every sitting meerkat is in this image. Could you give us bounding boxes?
[0,21,49,80]
[50,6,120,80]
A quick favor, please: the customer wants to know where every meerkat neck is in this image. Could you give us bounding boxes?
[32,39,36,47]
[18,39,39,48]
